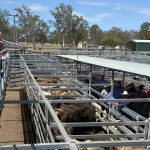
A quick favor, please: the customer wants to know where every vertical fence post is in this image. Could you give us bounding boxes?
[0,60,2,105]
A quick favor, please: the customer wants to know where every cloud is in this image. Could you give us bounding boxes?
[113,3,130,10]
[112,2,150,17]
[74,11,113,23]
[77,0,150,18]
[29,4,49,12]
[86,13,113,22]
[77,1,109,7]
[0,0,17,4]
[137,8,150,16]
[111,2,150,17]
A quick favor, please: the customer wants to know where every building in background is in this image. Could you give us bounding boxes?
[126,39,150,51]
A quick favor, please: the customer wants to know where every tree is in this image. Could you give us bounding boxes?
[71,15,89,47]
[0,9,11,40]
[15,5,32,35]
[102,38,117,48]
[103,27,132,47]
[35,19,49,47]
[139,22,150,39]
[51,3,89,48]
[16,5,40,49]
[129,30,139,39]
[90,24,103,47]
[51,3,73,48]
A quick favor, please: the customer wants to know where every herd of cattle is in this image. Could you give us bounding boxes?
[36,77,148,150]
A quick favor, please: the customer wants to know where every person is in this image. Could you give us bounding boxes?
[117,91,130,111]
[113,81,123,99]
[127,82,136,98]
[139,90,150,117]
[99,75,108,92]
[129,84,147,114]
[135,84,147,98]
[99,75,106,84]
[101,86,113,99]
[100,86,114,111]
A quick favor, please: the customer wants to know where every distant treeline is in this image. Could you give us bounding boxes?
[0,3,150,49]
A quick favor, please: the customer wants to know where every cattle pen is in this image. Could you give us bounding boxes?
[0,41,150,150]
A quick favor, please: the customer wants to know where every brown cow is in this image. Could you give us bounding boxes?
[55,104,105,135]
[79,145,147,150]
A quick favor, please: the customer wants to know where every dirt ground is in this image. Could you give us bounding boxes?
[0,88,24,145]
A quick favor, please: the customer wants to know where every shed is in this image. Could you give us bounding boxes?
[126,39,150,51]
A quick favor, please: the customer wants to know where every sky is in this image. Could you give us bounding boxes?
[0,0,150,31]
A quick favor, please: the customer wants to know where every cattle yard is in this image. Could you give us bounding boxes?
[0,42,150,150]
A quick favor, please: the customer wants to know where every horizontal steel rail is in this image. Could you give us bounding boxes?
[1,98,150,105]
[51,121,147,127]
[12,83,112,87]
[0,143,70,150]
[56,133,145,140]
[77,140,150,148]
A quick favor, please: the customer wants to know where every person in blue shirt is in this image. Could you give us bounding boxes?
[99,75,107,83]
[113,81,123,99]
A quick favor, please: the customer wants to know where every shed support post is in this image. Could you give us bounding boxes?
[103,68,106,76]
[76,61,78,81]
[66,58,69,71]
[111,70,114,96]
[123,72,125,87]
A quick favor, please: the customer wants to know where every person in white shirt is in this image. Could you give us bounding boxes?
[101,86,114,99]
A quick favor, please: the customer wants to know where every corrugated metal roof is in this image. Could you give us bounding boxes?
[59,55,150,77]
[132,39,150,43]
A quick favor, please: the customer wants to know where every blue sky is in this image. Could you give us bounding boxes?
[1,0,150,31]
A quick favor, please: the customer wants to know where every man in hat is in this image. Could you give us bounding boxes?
[116,90,130,112]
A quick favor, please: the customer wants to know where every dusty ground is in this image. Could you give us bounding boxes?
[0,88,24,145]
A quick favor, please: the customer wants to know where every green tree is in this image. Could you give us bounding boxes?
[51,3,73,48]
[103,27,132,47]
[90,24,103,47]
[102,38,117,48]
[51,3,89,48]
[48,30,60,44]
[71,15,89,47]
[15,5,32,35]
[139,22,150,39]
[129,30,139,39]
[16,5,40,49]
[0,9,11,40]
[35,19,49,47]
